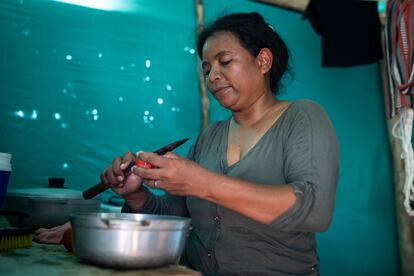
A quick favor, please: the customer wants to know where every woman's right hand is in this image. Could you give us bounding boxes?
[101,151,145,201]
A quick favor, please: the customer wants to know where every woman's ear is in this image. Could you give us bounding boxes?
[257,48,273,74]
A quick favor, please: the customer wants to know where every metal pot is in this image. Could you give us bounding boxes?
[70,212,191,269]
[4,184,100,229]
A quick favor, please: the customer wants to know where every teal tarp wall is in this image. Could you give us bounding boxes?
[0,0,400,274]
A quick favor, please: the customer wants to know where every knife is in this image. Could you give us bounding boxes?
[82,138,190,199]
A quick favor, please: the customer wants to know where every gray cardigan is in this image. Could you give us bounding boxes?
[123,100,339,275]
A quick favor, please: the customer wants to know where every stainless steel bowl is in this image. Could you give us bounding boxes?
[70,212,191,269]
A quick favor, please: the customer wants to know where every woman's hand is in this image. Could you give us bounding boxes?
[132,151,208,197]
[101,151,144,200]
[33,222,70,244]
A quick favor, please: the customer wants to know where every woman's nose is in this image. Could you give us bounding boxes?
[207,67,221,82]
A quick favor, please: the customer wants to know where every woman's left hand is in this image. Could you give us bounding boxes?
[132,151,206,196]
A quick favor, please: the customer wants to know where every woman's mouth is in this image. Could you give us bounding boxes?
[212,86,231,99]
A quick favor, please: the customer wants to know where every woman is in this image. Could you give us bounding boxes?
[35,12,339,275]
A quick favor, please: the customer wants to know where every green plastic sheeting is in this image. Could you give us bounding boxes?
[0,0,400,274]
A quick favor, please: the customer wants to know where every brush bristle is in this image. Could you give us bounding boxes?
[0,228,32,251]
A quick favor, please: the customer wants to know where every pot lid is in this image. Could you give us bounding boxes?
[6,187,84,199]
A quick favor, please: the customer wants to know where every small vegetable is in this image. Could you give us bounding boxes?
[135,159,155,169]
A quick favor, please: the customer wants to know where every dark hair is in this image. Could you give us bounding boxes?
[197,12,291,95]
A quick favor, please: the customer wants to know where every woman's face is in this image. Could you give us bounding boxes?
[201,31,267,111]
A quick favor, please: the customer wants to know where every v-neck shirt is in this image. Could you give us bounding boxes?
[224,103,292,171]
[123,99,339,275]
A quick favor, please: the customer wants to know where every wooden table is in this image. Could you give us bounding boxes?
[0,242,201,276]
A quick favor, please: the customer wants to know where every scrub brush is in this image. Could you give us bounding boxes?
[0,227,32,251]
[0,210,32,251]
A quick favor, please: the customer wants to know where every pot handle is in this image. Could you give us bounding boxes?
[101,218,151,228]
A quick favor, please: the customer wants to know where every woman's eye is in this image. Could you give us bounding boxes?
[221,60,232,66]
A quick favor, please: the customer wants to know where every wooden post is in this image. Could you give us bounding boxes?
[195,0,210,130]
[379,55,414,276]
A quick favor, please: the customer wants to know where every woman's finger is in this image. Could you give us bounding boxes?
[100,166,109,185]
[163,151,181,159]
[112,157,124,176]
[146,179,162,189]
[106,165,121,186]
[120,151,135,170]
[132,165,162,180]
[136,152,167,168]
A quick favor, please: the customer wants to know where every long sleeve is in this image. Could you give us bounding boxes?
[270,100,339,232]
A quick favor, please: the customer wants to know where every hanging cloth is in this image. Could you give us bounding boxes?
[385,0,414,216]
[303,0,383,67]
[385,0,414,117]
